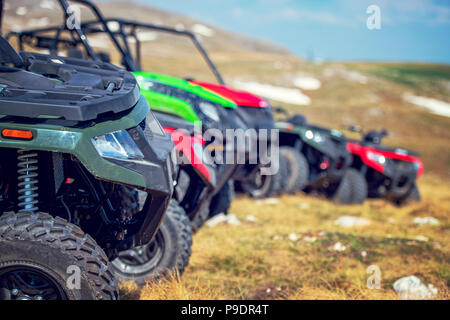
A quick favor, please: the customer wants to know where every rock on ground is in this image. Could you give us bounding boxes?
[413,217,439,226]
[206,213,241,227]
[334,216,371,227]
[393,276,437,300]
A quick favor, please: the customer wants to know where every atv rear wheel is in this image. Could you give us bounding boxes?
[279,147,309,194]
[0,212,118,300]
[111,199,192,285]
[239,155,288,199]
[330,170,353,204]
[190,198,211,233]
[348,168,368,204]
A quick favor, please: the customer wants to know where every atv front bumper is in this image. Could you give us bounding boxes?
[0,97,175,246]
[308,146,352,188]
[375,161,418,200]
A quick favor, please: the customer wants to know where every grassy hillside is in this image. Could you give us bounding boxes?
[120,175,449,300]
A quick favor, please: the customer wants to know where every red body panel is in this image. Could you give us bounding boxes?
[347,142,424,177]
[190,81,269,108]
[163,127,210,181]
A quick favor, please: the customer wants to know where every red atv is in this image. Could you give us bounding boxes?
[346,126,424,205]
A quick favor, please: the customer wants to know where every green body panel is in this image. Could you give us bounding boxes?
[134,72,237,124]
[140,89,200,123]
[0,97,150,188]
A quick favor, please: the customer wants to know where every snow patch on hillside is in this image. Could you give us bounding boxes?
[323,67,369,84]
[403,94,450,118]
[40,0,56,10]
[192,24,215,37]
[16,6,28,16]
[87,36,109,49]
[293,76,321,90]
[233,80,311,105]
[27,17,50,28]
[136,31,158,42]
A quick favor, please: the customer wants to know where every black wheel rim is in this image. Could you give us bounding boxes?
[243,169,271,198]
[0,265,68,300]
[112,230,166,277]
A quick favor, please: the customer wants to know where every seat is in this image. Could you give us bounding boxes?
[289,114,308,126]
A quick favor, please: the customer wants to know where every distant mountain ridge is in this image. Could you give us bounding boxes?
[2,0,292,56]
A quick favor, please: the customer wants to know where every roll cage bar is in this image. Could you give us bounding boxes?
[5,0,225,84]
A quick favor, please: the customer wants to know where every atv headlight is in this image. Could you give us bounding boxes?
[366,151,386,165]
[198,102,220,122]
[92,130,144,160]
[305,130,325,144]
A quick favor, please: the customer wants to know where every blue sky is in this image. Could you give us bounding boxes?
[136,0,450,64]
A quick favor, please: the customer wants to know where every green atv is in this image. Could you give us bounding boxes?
[0,36,177,299]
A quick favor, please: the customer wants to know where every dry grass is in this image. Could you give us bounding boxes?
[131,174,449,300]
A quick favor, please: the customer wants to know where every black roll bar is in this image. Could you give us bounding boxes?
[6,0,225,84]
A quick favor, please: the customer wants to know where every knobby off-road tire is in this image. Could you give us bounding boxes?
[330,169,353,204]
[111,185,140,218]
[111,199,192,285]
[347,168,368,204]
[240,154,288,199]
[279,147,309,194]
[0,212,118,300]
[209,180,235,218]
[190,198,211,233]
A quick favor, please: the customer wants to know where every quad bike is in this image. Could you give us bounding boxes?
[0,36,176,299]
[188,81,281,199]
[274,109,366,204]
[344,125,424,205]
[5,0,248,281]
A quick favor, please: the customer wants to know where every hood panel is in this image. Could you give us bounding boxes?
[133,72,236,109]
[190,81,269,108]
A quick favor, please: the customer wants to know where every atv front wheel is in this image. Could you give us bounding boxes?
[279,147,309,194]
[190,199,211,233]
[348,168,368,204]
[239,155,288,199]
[0,212,118,300]
[329,170,353,204]
[111,199,192,285]
[209,180,235,218]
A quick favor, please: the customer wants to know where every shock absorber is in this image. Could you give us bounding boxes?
[17,149,39,213]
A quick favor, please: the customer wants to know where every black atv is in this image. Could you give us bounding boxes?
[275,109,366,204]
[345,125,424,205]
[0,36,175,299]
